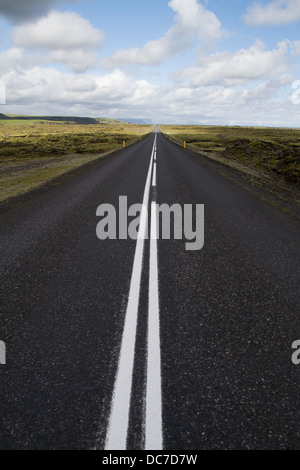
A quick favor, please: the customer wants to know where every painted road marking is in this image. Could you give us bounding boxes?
[145,201,163,450]
[105,138,156,450]
[152,163,157,187]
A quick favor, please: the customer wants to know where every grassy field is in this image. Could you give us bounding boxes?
[160,125,300,185]
[0,116,153,205]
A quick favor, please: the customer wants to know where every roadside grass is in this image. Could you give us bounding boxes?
[160,125,300,185]
[0,118,153,204]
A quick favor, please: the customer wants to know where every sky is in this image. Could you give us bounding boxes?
[0,0,300,126]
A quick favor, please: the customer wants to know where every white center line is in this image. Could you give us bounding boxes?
[152,163,157,187]
[145,201,163,450]
[105,138,155,451]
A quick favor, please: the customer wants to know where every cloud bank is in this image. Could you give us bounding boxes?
[103,0,224,68]
[175,40,291,87]
[0,0,299,126]
[9,11,104,72]
[245,0,300,26]
[12,10,103,50]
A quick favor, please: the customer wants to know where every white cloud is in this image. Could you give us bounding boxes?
[8,11,104,72]
[175,40,291,87]
[169,0,223,42]
[47,49,99,73]
[0,46,98,76]
[0,2,299,127]
[12,11,104,50]
[286,39,300,54]
[0,54,153,107]
[245,0,300,26]
[1,54,297,127]
[103,0,223,68]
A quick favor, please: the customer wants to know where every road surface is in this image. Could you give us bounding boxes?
[0,127,299,450]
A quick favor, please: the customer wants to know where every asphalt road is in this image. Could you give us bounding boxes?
[0,128,299,450]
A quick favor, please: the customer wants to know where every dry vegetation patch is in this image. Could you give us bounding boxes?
[160,125,300,184]
[0,118,152,204]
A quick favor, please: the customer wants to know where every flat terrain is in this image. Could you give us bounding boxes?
[0,128,299,450]
[0,117,152,205]
[160,125,300,184]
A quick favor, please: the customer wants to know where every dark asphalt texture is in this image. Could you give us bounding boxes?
[0,130,299,450]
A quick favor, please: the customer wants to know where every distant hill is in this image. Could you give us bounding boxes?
[96,117,129,125]
[96,117,153,125]
[0,113,153,126]
[120,118,153,125]
[0,113,99,125]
